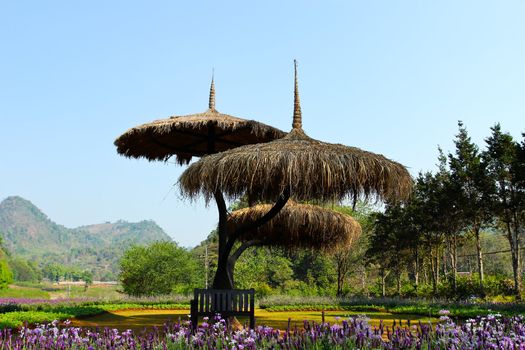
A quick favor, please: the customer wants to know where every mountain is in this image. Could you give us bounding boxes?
[0,196,172,280]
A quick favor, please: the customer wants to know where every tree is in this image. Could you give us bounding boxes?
[0,244,13,289]
[119,241,199,296]
[331,203,373,296]
[367,203,416,297]
[8,257,42,283]
[448,121,493,294]
[81,271,93,291]
[484,124,523,296]
[42,263,64,282]
[191,230,219,289]
[434,147,464,293]
[412,172,447,295]
[288,250,335,294]
[0,259,13,289]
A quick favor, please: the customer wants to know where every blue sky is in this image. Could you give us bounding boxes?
[1,1,524,247]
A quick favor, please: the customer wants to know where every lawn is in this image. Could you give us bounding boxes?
[0,283,121,300]
[0,285,50,299]
[71,308,438,331]
[48,284,121,299]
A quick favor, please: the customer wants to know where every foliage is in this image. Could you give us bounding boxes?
[7,257,41,283]
[0,251,13,290]
[119,241,199,296]
[0,311,71,329]
[483,124,524,295]
[234,247,294,294]
[331,203,373,296]
[360,122,525,301]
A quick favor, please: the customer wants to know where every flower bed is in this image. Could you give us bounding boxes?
[1,312,524,349]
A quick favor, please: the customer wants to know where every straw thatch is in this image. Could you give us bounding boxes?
[114,78,285,164]
[179,62,412,203]
[227,202,361,253]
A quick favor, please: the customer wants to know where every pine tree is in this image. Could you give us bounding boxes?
[484,124,523,297]
[448,121,493,294]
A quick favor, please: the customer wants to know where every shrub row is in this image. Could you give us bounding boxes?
[259,295,525,318]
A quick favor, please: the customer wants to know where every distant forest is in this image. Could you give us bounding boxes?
[0,196,171,281]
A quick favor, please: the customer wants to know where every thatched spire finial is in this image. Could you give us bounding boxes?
[209,70,216,110]
[293,60,302,129]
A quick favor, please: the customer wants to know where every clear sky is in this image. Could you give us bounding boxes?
[1,1,524,247]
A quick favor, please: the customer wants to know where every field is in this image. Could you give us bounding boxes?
[0,283,121,300]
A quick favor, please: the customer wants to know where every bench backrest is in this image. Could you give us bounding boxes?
[193,288,255,313]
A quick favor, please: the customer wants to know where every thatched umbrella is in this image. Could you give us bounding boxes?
[228,202,361,252]
[114,77,285,165]
[181,64,412,203]
[225,202,362,287]
[114,78,285,291]
[179,61,412,289]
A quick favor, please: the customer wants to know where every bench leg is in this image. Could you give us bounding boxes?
[190,300,197,331]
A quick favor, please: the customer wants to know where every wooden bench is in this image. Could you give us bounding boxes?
[190,288,255,330]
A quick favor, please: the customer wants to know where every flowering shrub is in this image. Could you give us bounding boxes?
[1,312,525,349]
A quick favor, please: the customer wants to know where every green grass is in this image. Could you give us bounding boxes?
[46,284,122,299]
[0,311,70,328]
[0,285,50,299]
[0,283,122,300]
[0,302,192,329]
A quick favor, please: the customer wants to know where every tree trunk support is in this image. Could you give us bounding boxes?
[212,189,290,289]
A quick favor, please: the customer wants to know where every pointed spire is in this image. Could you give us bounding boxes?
[292,60,302,129]
[208,70,216,110]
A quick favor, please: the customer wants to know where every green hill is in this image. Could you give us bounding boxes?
[0,196,172,280]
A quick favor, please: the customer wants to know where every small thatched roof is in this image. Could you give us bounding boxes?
[114,78,285,165]
[227,202,361,253]
[180,61,412,202]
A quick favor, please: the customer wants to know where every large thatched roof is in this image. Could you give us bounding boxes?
[180,62,412,202]
[227,202,361,252]
[114,78,285,165]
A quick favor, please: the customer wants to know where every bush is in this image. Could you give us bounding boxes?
[119,241,199,297]
[8,258,42,283]
[399,282,418,297]
[404,275,516,300]
[0,259,13,290]
[254,282,272,298]
[0,311,70,328]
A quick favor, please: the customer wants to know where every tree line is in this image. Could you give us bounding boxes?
[369,122,525,298]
